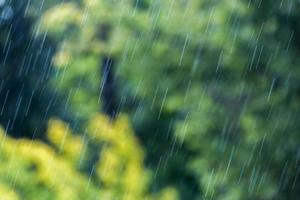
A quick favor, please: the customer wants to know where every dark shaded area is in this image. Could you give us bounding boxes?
[0,1,59,138]
[101,56,118,118]
[137,110,200,199]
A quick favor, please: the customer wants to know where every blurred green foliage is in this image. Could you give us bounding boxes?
[0,0,300,199]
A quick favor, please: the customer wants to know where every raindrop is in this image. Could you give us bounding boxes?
[1,5,13,20]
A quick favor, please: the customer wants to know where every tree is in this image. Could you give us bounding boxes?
[40,0,300,199]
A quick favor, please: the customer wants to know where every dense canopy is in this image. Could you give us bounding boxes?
[0,0,299,199]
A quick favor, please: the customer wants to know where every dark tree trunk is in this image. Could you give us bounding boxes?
[101,56,117,118]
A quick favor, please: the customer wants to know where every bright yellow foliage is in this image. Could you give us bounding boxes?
[47,119,86,166]
[89,114,149,200]
[0,114,178,200]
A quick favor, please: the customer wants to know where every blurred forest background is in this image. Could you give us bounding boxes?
[0,0,300,199]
